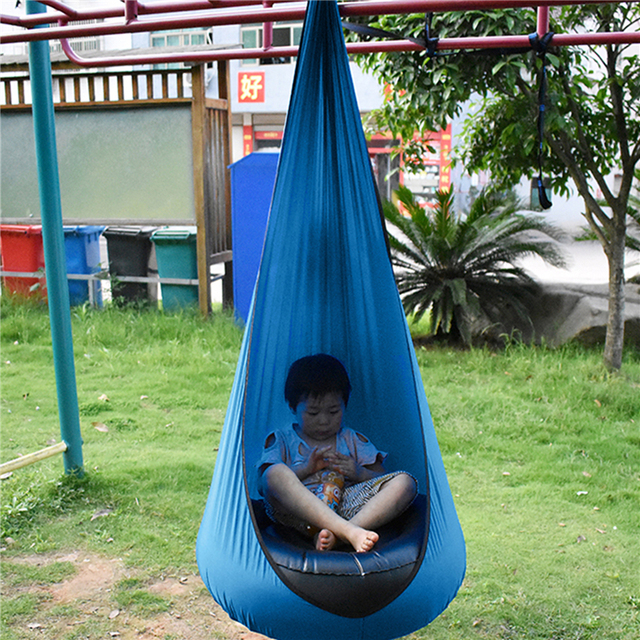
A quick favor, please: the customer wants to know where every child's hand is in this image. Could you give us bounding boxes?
[294,445,331,479]
[325,451,362,482]
[309,446,332,473]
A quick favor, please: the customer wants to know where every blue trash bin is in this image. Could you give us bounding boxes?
[63,225,105,306]
[150,226,198,311]
[229,153,278,323]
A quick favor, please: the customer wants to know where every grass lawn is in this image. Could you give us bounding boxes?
[1,298,639,640]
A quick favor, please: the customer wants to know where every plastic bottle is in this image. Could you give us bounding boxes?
[314,470,345,511]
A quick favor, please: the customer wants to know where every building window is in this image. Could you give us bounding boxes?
[49,20,103,54]
[240,22,303,66]
[151,29,209,48]
[150,28,211,68]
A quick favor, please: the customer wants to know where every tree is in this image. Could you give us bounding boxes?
[575,169,640,282]
[624,169,640,257]
[349,3,640,369]
[576,169,640,249]
[383,185,566,345]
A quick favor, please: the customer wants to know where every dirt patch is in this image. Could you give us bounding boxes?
[1,551,270,640]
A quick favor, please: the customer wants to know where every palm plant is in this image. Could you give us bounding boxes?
[383,185,567,345]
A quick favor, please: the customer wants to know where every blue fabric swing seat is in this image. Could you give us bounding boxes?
[196,2,466,639]
[252,494,428,618]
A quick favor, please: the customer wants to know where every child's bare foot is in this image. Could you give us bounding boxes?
[315,528,337,551]
[346,527,379,553]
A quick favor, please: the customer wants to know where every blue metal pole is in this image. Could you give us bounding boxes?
[27,0,84,476]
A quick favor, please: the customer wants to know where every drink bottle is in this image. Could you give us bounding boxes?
[314,470,344,511]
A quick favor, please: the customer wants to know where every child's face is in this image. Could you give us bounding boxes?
[295,391,344,444]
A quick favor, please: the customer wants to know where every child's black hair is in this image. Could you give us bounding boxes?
[284,354,352,410]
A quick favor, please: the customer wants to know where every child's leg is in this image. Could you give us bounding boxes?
[348,473,417,531]
[263,463,378,552]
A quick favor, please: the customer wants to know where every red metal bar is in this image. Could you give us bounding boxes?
[2,0,299,28]
[263,1,273,49]
[56,28,640,69]
[537,6,550,37]
[38,0,78,18]
[3,4,307,41]
[1,0,632,33]
[2,0,638,66]
[125,0,140,24]
[6,4,638,46]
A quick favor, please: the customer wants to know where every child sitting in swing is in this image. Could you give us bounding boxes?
[258,354,417,553]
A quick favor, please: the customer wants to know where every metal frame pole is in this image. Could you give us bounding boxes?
[27,0,84,476]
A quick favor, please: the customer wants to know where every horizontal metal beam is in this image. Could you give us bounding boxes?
[1,0,634,43]
[2,0,297,28]
[51,28,640,68]
[0,270,223,286]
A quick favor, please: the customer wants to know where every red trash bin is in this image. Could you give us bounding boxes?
[0,225,47,298]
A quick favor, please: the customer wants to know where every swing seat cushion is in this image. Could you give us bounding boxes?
[253,494,428,618]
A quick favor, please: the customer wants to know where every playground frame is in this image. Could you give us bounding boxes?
[0,0,638,476]
[2,0,640,68]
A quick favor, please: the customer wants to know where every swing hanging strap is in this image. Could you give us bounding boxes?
[341,13,440,58]
[529,31,555,210]
[341,16,430,51]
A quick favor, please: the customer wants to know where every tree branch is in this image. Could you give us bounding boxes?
[631,137,640,166]
[584,208,610,249]
[546,132,613,233]
[555,65,616,206]
[607,44,631,168]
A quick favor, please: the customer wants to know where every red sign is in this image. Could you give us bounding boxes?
[439,126,452,190]
[243,124,254,156]
[238,71,265,103]
[254,131,283,140]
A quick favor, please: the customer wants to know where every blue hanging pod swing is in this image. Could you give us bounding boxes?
[196,2,465,638]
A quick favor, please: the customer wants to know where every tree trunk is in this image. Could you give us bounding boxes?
[603,216,627,371]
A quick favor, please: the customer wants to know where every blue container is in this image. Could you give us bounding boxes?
[151,226,198,311]
[229,153,278,323]
[63,225,105,306]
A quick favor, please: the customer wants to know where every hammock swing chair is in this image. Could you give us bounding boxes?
[196,2,465,638]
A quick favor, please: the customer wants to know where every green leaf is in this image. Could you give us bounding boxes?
[492,60,508,75]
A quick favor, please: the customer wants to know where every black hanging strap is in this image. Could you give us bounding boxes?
[341,20,428,49]
[424,13,439,58]
[529,31,554,210]
[341,13,447,58]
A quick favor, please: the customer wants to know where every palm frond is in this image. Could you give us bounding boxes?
[383,184,568,344]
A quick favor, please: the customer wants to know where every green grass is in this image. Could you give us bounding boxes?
[113,577,170,614]
[1,300,239,569]
[0,561,76,587]
[0,593,47,627]
[1,298,639,640]
[411,343,640,640]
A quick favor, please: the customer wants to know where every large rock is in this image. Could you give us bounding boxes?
[519,283,640,346]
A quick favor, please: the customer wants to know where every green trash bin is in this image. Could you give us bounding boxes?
[150,226,198,311]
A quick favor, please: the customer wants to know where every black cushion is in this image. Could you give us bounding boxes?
[253,494,428,618]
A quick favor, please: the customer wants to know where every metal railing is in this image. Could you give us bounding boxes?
[0,269,223,306]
